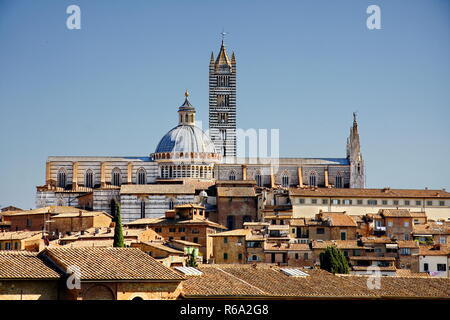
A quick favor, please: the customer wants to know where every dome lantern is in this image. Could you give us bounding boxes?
[178,90,196,126]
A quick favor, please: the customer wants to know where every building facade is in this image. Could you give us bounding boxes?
[35,39,364,222]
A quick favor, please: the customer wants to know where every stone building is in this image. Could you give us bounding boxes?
[35,39,365,222]
[209,38,237,158]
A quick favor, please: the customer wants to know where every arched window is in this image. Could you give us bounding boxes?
[140,200,146,219]
[229,170,236,181]
[255,170,262,187]
[309,172,317,187]
[111,168,121,186]
[335,173,343,188]
[57,168,67,188]
[281,171,289,187]
[137,167,146,185]
[85,169,94,188]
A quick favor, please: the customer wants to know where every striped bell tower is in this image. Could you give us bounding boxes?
[209,36,237,159]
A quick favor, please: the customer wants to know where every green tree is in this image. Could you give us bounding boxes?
[185,247,198,267]
[319,245,350,274]
[113,202,125,248]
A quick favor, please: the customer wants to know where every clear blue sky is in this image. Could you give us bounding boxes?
[0,0,449,209]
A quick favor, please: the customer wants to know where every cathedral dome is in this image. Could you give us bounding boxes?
[155,125,216,154]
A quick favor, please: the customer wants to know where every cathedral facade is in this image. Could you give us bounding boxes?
[35,40,365,222]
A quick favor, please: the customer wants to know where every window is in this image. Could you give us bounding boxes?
[400,248,411,255]
[243,215,252,223]
[140,200,145,219]
[439,201,445,206]
[14,242,19,250]
[223,253,228,260]
[295,253,299,259]
[255,171,262,187]
[335,174,343,188]
[355,199,362,205]
[137,167,146,185]
[155,227,162,233]
[387,221,393,227]
[439,237,446,244]
[85,169,94,188]
[423,263,429,272]
[343,199,352,205]
[178,227,185,233]
[437,264,447,272]
[316,228,325,235]
[169,228,176,233]
[322,199,328,205]
[303,253,308,260]
[5,243,11,250]
[311,199,317,204]
[368,200,378,206]
[426,201,433,206]
[382,200,388,205]
[309,172,317,187]
[238,253,243,260]
[393,200,399,205]
[340,231,347,240]
[331,199,340,205]
[191,229,200,234]
[26,219,32,228]
[218,112,228,123]
[168,199,174,209]
[57,168,67,188]
[415,201,421,206]
[220,129,227,140]
[111,168,121,186]
[224,237,228,244]
[226,216,235,230]
[229,170,236,181]
[404,234,409,240]
[281,172,289,187]
[193,237,198,243]
[404,221,410,227]
[404,200,410,205]
[298,198,305,204]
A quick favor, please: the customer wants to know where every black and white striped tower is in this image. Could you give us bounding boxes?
[209,33,237,159]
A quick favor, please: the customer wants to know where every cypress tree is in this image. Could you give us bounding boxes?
[319,246,349,274]
[113,202,125,248]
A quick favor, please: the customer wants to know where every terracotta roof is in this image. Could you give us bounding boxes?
[289,187,450,199]
[352,266,397,271]
[0,251,60,280]
[216,187,256,197]
[209,229,251,237]
[174,204,205,209]
[0,231,42,241]
[397,240,419,248]
[126,217,226,229]
[311,240,362,250]
[379,209,412,218]
[182,264,450,299]
[410,212,427,218]
[319,212,357,227]
[419,245,450,256]
[42,248,185,281]
[120,184,195,195]
[361,236,395,244]
[264,242,310,251]
[413,222,450,235]
[1,206,90,216]
[349,256,396,261]
[138,242,185,254]
[171,239,201,247]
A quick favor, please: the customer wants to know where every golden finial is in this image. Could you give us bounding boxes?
[185,89,189,98]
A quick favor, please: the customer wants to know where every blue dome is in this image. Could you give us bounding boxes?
[155,125,217,154]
